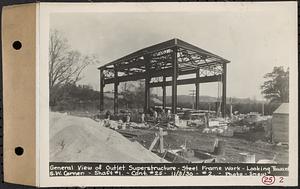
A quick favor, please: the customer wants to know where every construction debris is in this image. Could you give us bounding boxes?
[81,109,288,163]
[238,152,256,163]
[233,125,250,134]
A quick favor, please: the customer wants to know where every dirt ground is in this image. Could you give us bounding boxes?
[66,111,288,163]
[121,128,288,163]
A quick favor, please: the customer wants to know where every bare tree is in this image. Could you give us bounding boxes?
[49,30,99,90]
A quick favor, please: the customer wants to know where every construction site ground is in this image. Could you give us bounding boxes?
[119,127,288,163]
[65,111,288,163]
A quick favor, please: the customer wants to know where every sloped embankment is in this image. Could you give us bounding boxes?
[50,112,166,163]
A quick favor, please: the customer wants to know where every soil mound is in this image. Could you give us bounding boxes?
[50,112,166,162]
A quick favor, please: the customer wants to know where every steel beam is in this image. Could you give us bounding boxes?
[98,39,230,118]
[99,69,105,111]
[144,78,150,113]
[162,76,166,109]
[103,62,224,84]
[221,63,227,117]
[177,39,230,63]
[98,38,230,70]
[144,54,151,113]
[115,59,145,71]
[149,75,221,88]
[105,73,144,84]
[104,68,197,84]
[114,68,119,114]
[195,69,200,110]
[172,47,178,114]
[100,39,176,68]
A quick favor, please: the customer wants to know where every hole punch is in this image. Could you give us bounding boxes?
[15,147,24,156]
[12,41,22,50]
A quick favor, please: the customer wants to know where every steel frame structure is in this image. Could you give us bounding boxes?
[98,38,230,117]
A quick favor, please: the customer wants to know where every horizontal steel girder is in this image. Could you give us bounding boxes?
[149,75,221,88]
[98,38,230,70]
[104,68,193,84]
[104,63,223,84]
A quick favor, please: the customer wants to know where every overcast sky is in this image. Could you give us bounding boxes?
[50,4,295,100]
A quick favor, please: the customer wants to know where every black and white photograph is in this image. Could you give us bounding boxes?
[48,3,293,167]
[1,1,297,187]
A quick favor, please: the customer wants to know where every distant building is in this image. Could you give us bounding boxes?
[272,103,289,144]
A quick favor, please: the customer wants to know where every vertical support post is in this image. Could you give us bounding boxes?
[162,76,166,109]
[144,54,151,113]
[159,128,164,153]
[171,46,178,114]
[195,69,200,110]
[144,78,150,113]
[114,68,119,114]
[229,97,233,118]
[99,69,105,112]
[222,63,227,117]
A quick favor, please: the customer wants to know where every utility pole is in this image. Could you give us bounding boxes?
[189,89,196,109]
[230,97,233,118]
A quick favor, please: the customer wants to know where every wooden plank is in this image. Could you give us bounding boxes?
[149,135,159,151]
[159,128,167,153]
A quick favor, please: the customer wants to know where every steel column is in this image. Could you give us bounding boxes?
[114,68,119,114]
[221,63,227,117]
[144,78,150,113]
[162,76,166,109]
[100,69,105,112]
[195,69,200,110]
[171,47,178,114]
[144,55,151,113]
